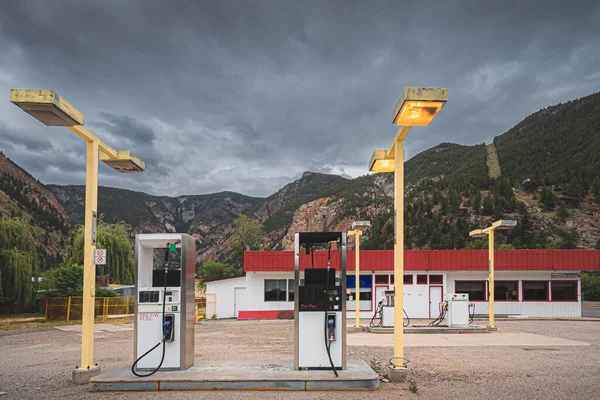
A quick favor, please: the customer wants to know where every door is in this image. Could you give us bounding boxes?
[429,286,443,318]
[234,287,246,318]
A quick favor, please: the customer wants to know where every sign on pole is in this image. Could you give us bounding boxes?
[91,211,97,246]
[94,249,107,265]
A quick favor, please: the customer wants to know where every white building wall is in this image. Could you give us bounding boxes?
[205,276,246,319]
[445,270,581,318]
[208,270,581,319]
[245,272,295,311]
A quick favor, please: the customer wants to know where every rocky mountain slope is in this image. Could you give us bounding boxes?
[260,92,600,251]
[49,185,263,262]
[2,91,599,270]
[0,152,69,268]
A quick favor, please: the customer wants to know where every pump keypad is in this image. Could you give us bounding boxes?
[139,290,159,303]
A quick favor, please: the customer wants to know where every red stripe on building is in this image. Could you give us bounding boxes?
[244,250,600,272]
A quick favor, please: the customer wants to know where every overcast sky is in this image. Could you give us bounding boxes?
[1,1,599,198]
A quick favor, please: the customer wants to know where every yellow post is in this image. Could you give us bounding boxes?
[488,229,495,329]
[355,230,361,327]
[66,296,72,321]
[79,140,99,371]
[393,136,406,369]
[103,297,108,323]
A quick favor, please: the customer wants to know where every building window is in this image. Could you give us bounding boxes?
[264,279,287,302]
[288,279,295,302]
[495,281,518,301]
[404,275,413,284]
[375,275,389,284]
[429,275,443,285]
[455,281,486,301]
[390,275,394,284]
[551,281,577,301]
[346,275,373,310]
[522,281,549,301]
[417,275,428,284]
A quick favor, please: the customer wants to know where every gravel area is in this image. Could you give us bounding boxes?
[1,319,599,399]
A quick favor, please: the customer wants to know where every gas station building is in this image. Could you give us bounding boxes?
[206,250,600,320]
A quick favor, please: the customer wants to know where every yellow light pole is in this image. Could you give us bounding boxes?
[368,88,448,380]
[469,219,517,330]
[10,89,145,382]
[347,221,370,328]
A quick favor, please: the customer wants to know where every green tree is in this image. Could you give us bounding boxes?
[557,202,569,221]
[230,214,263,264]
[39,264,116,298]
[65,219,135,284]
[596,239,600,250]
[0,218,38,306]
[581,272,600,301]
[197,260,239,281]
[482,195,494,216]
[540,186,556,210]
[473,193,482,215]
[558,228,580,249]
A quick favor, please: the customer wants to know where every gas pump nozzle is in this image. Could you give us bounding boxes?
[327,314,336,341]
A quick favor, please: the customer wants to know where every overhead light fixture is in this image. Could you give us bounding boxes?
[368,150,394,173]
[100,150,145,173]
[351,221,371,230]
[495,220,518,230]
[392,87,448,126]
[469,229,487,238]
[10,89,85,126]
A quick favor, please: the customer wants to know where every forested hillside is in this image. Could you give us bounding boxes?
[260,92,600,251]
[0,152,69,269]
[1,91,599,275]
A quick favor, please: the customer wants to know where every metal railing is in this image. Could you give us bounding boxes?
[44,296,135,323]
[195,293,216,321]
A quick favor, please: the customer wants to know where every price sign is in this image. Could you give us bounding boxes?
[94,249,107,265]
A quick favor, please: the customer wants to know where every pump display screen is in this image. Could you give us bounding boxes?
[152,269,181,287]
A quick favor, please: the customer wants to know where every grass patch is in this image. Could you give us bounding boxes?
[0,314,81,331]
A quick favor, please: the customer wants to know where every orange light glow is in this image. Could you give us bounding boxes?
[394,100,445,126]
[371,159,394,172]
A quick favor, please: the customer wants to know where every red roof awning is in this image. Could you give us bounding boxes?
[244,250,600,272]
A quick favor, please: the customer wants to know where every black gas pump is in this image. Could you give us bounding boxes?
[294,232,347,375]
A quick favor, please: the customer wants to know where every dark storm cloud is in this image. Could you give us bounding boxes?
[0,0,599,197]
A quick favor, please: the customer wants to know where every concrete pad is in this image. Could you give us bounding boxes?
[369,325,489,334]
[73,366,102,384]
[54,323,133,333]
[348,330,591,347]
[388,367,410,382]
[89,360,378,392]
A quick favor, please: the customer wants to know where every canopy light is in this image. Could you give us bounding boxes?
[100,150,145,173]
[495,219,517,230]
[351,221,371,230]
[469,229,487,238]
[368,150,394,173]
[392,87,448,126]
[10,89,85,126]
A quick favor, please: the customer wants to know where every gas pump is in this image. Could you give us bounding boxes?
[131,233,196,376]
[294,232,347,376]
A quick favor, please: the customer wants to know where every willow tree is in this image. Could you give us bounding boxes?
[65,219,135,284]
[0,218,38,306]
